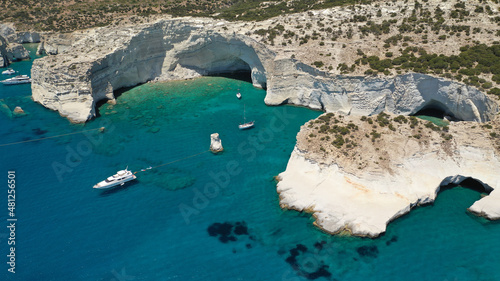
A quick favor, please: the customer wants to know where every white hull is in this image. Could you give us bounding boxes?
[1,75,31,85]
[1,80,31,85]
[93,169,136,189]
[239,121,254,130]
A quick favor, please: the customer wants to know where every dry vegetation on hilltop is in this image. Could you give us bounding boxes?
[3,0,500,100]
[0,0,366,32]
[242,0,500,99]
[297,112,500,174]
[0,0,234,31]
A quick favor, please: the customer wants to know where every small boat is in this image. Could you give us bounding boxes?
[2,68,16,75]
[239,120,255,130]
[93,168,136,189]
[239,104,254,130]
[1,75,31,85]
[236,92,242,99]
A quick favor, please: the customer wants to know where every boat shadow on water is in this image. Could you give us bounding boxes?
[98,180,140,197]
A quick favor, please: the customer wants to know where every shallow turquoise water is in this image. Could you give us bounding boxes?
[0,45,499,281]
[416,115,450,127]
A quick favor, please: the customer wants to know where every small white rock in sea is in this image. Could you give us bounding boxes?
[210,133,223,153]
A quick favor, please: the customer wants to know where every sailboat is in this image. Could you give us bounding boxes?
[238,104,254,130]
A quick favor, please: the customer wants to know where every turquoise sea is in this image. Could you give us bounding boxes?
[1,44,499,281]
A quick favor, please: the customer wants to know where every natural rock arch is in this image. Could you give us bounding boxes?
[90,32,271,111]
[165,34,268,89]
[411,99,460,120]
[32,18,497,124]
[32,20,274,123]
[439,176,493,194]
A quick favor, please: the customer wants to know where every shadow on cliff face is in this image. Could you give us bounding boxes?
[207,71,254,85]
[95,85,139,118]
[411,99,461,121]
[440,177,491,194]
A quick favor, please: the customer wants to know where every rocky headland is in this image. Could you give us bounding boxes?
[277,112,500,237]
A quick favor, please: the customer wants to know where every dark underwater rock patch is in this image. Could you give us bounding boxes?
[32,128,48,135]
[356,245,379,258]
[207,221,249,243]
[314,241,326,250]
[304,265,332,280]
[234,222,248,235]
[283,243,334,280]
[385,235,398,246]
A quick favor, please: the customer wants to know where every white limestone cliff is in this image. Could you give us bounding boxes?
[31,18,274,123]
[265,59,498,122]
[0,23,36,67]
[277,113,500,237]
[31,17,498,123]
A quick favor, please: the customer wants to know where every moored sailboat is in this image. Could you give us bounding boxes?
[239,104,254,130]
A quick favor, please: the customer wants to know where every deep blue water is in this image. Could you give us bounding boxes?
[0,44,499,281]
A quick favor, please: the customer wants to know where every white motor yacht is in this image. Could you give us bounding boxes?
[93,168,136,189]
[1,75,31,85]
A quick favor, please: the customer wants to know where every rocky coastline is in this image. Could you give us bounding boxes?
[0,23,40,67]
[277,112,500,237]
[9,3,500,238]
[30,15,499,124]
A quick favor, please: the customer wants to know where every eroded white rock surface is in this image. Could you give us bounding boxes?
[0,23,36,67]
[277,113,500,237]
[31,17,498,123]
[265,60,498,122]
[32,18,274,123]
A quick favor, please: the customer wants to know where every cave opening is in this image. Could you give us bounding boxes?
[176,51,263,88]
[412,100,458,120]
[411,100,462,126]
[200,58,256,87]
[207,70,253,84]
[94,85,138,118]
[440,177,491,194]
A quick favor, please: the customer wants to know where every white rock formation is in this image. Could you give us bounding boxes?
[6,43,30,61]
[0,23,33,66]
[31,17,498,123]
[469,189,500,220]
[265,60,498,122]
[16,32,40,44]
[277,113,500,237]
[32,18,274,123]
[0,23,41,44]
[210,133,223,153]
